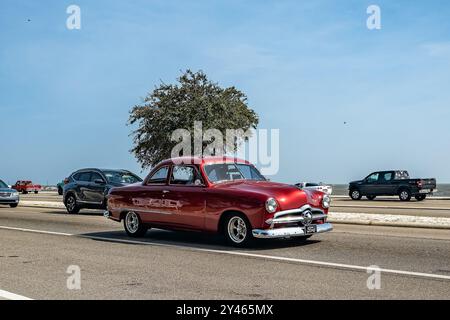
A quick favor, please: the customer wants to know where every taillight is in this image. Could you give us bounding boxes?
[417,180,423,188]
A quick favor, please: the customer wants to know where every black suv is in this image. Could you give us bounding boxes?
[63,168,142,213]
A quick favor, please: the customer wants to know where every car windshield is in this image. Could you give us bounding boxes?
[0,180,8,188]
[103,171,142,184]
[305,183,319,187]
[204,163,266,183]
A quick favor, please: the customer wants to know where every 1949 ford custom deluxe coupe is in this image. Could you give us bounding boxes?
[105,156,333,246]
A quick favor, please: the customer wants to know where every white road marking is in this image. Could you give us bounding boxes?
[332,204,450,211]
[0,289,33,300]
[1,225,450,281]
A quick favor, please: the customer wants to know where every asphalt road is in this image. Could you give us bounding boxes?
[21,192,450,218]
[0,206,449,299]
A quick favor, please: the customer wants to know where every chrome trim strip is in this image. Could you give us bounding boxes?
[117,208,173,215]
[78,200,103,205]
[266,213,327,225]
[252,223,333,239]
[273,204,324,219]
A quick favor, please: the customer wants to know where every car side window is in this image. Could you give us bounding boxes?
[78,172,91,182]
[90,172,104,183]
[383,172,393,182]
[170,165,203,185]
[367,173,379,183]
[147,167,169,184]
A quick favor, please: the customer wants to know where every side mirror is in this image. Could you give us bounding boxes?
[94,179,105,185]
[194,179,204,186]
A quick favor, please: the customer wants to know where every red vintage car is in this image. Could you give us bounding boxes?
[12,180,42,194]
[105,157,333,246]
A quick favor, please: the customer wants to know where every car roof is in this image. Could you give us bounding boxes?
[73,168,132,174]
[156,156,251,167]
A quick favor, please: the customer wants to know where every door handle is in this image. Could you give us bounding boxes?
[162,190,170,194]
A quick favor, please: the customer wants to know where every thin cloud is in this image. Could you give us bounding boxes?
[422,42,450,57]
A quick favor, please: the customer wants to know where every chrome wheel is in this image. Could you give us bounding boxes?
[125,212,140,234]
[227,216,247,244]
[66,196,76,211]
[400,191,409,200]
[351,190,360,200]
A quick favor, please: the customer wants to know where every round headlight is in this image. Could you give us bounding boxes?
[322,195,331,208]
[265,198,278,213]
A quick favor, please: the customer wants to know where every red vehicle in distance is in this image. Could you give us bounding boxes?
[12,181,42,194]
[105,156,332,247]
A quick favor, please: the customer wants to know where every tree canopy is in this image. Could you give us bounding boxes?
[129,70,259,168]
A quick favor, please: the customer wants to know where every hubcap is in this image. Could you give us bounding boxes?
[352,191,360,199]
[67,197,75,211]
[227,217,247,243]
[126,212,139,233]
[401,191,408,200]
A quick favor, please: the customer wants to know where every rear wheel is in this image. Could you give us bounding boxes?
[22,190,28,195]
[34,191,38,194]
[58,187,63,196]
[399,189,411,201]
[65,194,80,214]
[366,195,376,200]
[223,213,253,247]
[350,189,362,200]
[123,211,148,237]
[415,194,426,201]
[10,204,18,208]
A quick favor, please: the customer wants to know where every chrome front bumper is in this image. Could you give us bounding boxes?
[0,195,19,204]
[252,223,333,239]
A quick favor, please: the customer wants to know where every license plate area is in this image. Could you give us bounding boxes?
[420,189,430,194]
[304,225,317,234]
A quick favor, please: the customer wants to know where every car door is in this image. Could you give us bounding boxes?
[75,171,92,202]
[86,171,107,204]
[360,172,381,195]
[163,165,207,230]
[133,166,171,225]
[378,171,395,195]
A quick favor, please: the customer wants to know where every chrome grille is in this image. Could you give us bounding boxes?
[0,192,11,197]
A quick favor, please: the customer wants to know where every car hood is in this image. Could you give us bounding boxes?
[212,180,324,210]
[349,180,364,185]
[0,188,15,193]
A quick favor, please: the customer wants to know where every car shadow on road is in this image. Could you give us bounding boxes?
[79,228,321,252]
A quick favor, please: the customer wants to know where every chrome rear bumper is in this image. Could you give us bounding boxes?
[252,223,333,239]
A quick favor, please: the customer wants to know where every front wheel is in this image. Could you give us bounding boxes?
[415,194,427,201]
[224,213,253,247]
[10,204,18,208]
[123,211,148,237]
[58,187,63,196]
[366,195,376,200]
[65,194,80,214]
[350,189,362,200]
[399,189,411,201]
[34,191,38,194]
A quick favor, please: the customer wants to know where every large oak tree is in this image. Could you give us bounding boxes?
[129,70,259,168]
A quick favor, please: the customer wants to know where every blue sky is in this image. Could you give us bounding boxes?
[1,0,450,185]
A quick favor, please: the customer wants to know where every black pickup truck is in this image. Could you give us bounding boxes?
[349,171,436,201]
